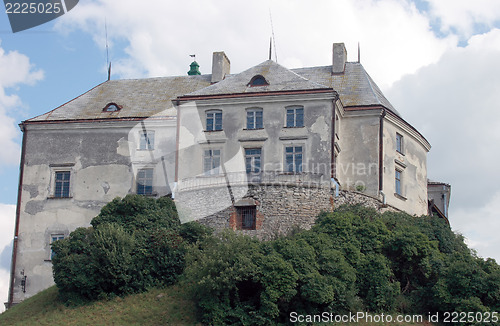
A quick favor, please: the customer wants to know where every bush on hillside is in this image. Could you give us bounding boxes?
[52,195,212,305]
[184,205,500,325]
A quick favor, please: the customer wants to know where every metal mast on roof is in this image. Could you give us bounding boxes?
[358,42,361,63]
[105,17,111,81]
[269,8,278,62]
[269,37,272,60]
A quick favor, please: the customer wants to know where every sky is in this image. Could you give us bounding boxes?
[0,0,499,311]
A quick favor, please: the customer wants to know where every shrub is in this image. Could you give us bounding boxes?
[52,195,188,305]
[184,204,500,324]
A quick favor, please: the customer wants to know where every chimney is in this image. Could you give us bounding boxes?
[332,43,347,74]
[211,51,230,83]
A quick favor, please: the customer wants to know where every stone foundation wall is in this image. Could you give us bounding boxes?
[334,190,399,213]
[175,185,398,240]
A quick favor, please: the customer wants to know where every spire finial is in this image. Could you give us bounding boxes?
[269,37,272,60]
[188,55,201,75]
[358,42,360,63]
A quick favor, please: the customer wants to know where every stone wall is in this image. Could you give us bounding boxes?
[177,183,399,241]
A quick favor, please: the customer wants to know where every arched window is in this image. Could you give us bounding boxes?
[103,103,121,112]
[248,75,269,87]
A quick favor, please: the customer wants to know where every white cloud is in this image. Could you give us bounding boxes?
[0,46,44,87]
[0,204,15,251]
[453,191,500,262]
[386,28,500,260]
[0,269,10,313]
[0,44,44,166]
[57,0,456,88]
[0,204,15,313]
[425,0,500,37]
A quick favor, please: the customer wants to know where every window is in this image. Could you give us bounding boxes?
[285,146,303,173]
[396,133,404,154]
[54,171,71,198]
[237,206,256,230]
[246,108,263,129]
[245,148,261,174]
[139,131,155,150]
[50,234,64,260]
[206,110,222,131]
[103,103,121,112]
[395,169,402,196]
[286,106,304,128]
[203,149,221,175]
[249,75,268,87]
[137,168,153,195]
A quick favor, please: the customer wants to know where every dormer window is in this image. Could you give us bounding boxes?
[248,75,268,87]
[103,103,121,112]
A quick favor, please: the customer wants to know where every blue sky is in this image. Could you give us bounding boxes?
[0,0,500,310]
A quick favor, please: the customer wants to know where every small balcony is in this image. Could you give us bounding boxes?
[177,171,329,192]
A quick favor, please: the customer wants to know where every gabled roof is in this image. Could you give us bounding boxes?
[183,60,332,97]
[25,60,400,123]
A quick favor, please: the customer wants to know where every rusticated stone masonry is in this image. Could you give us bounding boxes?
[176,183,398,241]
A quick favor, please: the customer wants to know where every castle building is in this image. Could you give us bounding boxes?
[7,43,450,307]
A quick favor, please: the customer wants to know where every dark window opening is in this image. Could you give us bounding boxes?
[246,109,263,129]
[206,110,223,131]
[50,235,64,260]
[395,169,402,196]
[285,146,303,173]
[54,171,70,198]
[245,148,261,174]
[249,75,268,87]
[396,133,404,154]
[137,168,153,195]
[238,206,256,230]
[286,107,304,128]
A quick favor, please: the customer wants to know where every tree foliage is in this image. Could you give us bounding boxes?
[52,195,211,305]
[184,205,500,325]
[52,198,500,324]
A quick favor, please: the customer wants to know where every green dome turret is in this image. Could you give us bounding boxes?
[188,61,201,75]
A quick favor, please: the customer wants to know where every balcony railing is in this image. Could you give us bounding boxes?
[177,171,328,192]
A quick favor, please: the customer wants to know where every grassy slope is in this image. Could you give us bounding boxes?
[0,285,199,326]
[0,263,434,325]
[0,285,433,326]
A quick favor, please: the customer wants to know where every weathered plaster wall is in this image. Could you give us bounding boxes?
[177,94,335,182]
[12,120,176,303]
[337,110,380,195]
[382,117,429,216]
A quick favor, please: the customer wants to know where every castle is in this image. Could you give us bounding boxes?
[7,43,451,307]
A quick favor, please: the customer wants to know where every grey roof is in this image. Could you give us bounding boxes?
[184,60,331,96]
[292,63,399,115]
[27,60,399,122]
[28,75,212,122]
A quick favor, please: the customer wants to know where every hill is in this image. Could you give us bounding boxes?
[3,199,498,325]
[0,285,199,325]
[0,285,433,326]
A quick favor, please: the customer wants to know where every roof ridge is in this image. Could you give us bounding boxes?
[184,59,332,97]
